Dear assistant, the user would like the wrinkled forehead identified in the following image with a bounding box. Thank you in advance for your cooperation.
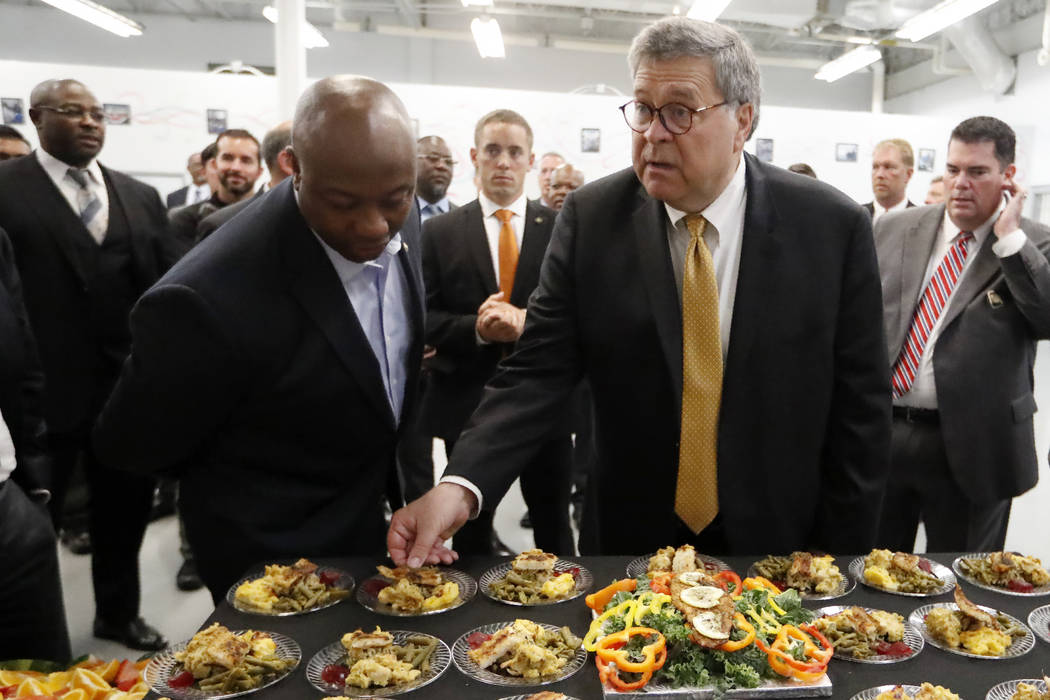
[44,82,100,108]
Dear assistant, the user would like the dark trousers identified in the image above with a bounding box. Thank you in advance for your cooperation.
[449,434,574,556]
[49,432,155,624]
[0,481,72,662]
[876,415,1011,552]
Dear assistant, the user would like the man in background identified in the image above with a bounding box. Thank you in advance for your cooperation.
[547,163,584,211]
[865,138,915,223]
[0,78,171,650]
[0,126,31,161]
[196,121,292,243]
[874,116,1050,551]
[166,151,210,209]
[168,129,262,254]
[925,175,946,204]
[788,162,817,178]
[535,151,564,209]
[416,135,456,222]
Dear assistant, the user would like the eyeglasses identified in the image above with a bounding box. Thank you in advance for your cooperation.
[35,105,107,122]
[418,154,457,167]
[619,99,728,135]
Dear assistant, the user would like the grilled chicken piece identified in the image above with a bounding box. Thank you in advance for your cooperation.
[788,552,813,580]
[343,628,394,651]
[953,586,1001,630]
[175,623,251,676]
[672,545,699,573]
[648,546,675,573]
[512,549,557,573]
[891,552,922,573]
[376,565,444,587]
[468,627,526,669]
[669,572,733,647]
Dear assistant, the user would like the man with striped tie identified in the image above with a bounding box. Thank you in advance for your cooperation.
[0,78,172,650]
[874,116,1050,552]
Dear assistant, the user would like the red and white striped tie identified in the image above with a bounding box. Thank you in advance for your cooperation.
[891,231,974,398]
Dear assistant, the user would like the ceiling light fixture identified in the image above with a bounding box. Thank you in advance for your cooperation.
[461,0,493,6]
[814,45,882,82]
[471,16,505,58]
[37,0,142,37]
[686,0,733,21]
[262,6,329,49]
[894,0,1000,42]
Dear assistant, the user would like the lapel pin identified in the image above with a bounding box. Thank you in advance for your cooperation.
[986,290,1003,308]
[535,216,544,224]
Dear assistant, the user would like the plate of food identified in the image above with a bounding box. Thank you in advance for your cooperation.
[226,558,353,615]
[850,683,961,700]
[452,619,585,687]
[749,552,854,600]
[305,627,449,696]
[480,549,593,606]
[909,586,1035,659]
[812,605,923,663]
[986,678,1050,700]
[952,552,1050,596]
[144,623,299,698]
[498,694,581,700]
[626,544,729,580]
[849,550,955,596]
[1027,604,1050,644]
[356,564,476,616]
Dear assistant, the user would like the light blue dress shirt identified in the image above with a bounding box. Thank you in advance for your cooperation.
[314,232,412,424]
[417,196,451,223]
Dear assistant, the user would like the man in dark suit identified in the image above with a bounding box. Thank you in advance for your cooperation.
[195,121,293,244]
[165,151,209,209]
[0,78,171,650]
[0,227,72,662]
[874,116,1050,551]
[416,135,457,222]
[93,76,426,603]
[864,138,916,224]
[389,17,890,566]
[420,109,573,556]
[0,125,32,161]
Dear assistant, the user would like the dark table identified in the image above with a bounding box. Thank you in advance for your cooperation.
[164,554,1050,699]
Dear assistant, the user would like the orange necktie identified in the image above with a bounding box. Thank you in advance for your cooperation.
[495,209,518,299]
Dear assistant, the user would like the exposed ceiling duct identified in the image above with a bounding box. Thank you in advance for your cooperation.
[943,13,1016,93]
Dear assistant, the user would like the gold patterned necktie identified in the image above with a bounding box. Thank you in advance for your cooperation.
[675,213,722,534]
[495,209,518,299]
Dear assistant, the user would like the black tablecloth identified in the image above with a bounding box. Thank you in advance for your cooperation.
[165,554,1050,699]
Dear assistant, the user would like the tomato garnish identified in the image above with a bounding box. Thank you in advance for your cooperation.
[466,632,492,649]
[320,664,349,685]
[1007,579,1035,593]
[168,670,195,688]
[318,570,340,587]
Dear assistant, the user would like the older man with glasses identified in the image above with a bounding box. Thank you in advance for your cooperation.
[389,17,890,563]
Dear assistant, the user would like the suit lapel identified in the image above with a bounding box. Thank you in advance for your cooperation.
[632,192,683,405]
[20,156,91,285]
[395,199,425,424]
[464,201,498,293]
[511,202,549,306]
[276,184,395,427]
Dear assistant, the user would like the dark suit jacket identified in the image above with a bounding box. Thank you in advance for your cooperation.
[92,180,425,595]
[863,200,915,217]
[166,184,189,209]
[0,154,172,435]
[446,155,891,555]
[875,203,1050,502]
[195,188,267,244]
[419,199,556,441]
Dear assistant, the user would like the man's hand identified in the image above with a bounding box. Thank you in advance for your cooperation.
[387,483,476,568]
[476,294,526,344]
[994,177,1027,239]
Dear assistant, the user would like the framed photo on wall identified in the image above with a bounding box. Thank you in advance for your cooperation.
[104,103,131,125]
[1,98,24,125]
[580,128,601,153]
[756,138,773,162]
[836,143,858,163]
[918,148,936,172]
[207,109,228,134]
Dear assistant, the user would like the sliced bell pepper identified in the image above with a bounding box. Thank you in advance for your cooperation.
[595,654,653,691]
[595,627,666,674]
[720,612,756,652]
[742,576,782,594]
[583,599,635,651]
[586,578,637,612]
[768,626,831,675]
[714,570,743,596]
[649,572,672,595]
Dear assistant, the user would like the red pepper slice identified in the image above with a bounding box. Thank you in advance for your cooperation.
[714,570,743,595]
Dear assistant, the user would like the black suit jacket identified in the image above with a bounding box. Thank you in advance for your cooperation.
[446,155,891,555]
[419,199,556,441]
[93,180,425,594]
[166,184,189,209]
[863,200,916,217]
[195,188,267,244]
[0,154,173,434]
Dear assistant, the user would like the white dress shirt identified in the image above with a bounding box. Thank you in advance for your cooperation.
[872,197,909,225]
[417,196,451,223]
[0,407,15,484]
[897,199,1025,408]
[664,155,747,361]
[36,148,109,243]
[478,192,527,283]
[315,233,412,424]
[187,183,211,205]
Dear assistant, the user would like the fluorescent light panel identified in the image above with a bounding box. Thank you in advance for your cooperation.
[471,16,505,58]
[461,0,493,6]
[814,45,881,82]
[894,0,999,41]
[38,0,142,37]
[262,5,329,49]
[686,0,732,21]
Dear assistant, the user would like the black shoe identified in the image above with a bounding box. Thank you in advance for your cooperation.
[490,534,514,557]
[519,511,532,529]
[61,530,92,555]
[176,559,204,591]
[93,617,167,651]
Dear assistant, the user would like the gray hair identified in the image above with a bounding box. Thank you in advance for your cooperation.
[628,17,761,138]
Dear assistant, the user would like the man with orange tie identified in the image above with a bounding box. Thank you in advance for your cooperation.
[418,109,573,555]
[391,18,890,564]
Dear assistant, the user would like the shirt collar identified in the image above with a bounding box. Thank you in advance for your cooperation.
[663,154,746,235]
[417,196,450,214]
[37,147,103,187]
[942,197,1005,248]
[314,231,404,287]
[479,191,527,220]
[874,197,908,218]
